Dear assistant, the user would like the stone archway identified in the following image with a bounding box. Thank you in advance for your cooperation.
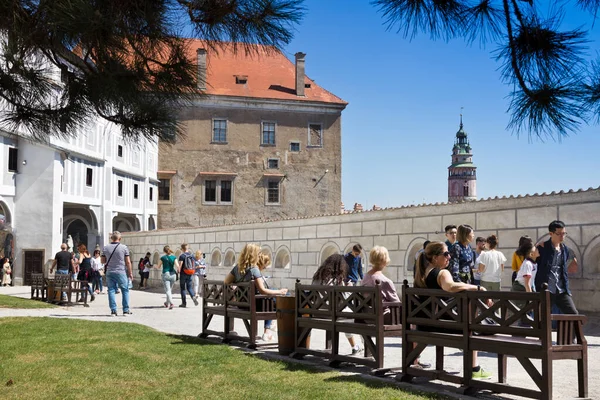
[274,246,291,269]
[66,219,89,249]
[319,242,340,266]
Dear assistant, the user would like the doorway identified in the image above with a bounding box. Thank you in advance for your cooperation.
[23,250,44,285]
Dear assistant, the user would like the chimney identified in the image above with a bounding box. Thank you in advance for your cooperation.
[197,48,207,90]
[295,52,306,96]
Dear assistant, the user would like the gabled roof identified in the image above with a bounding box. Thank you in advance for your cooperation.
[185,39,347,106]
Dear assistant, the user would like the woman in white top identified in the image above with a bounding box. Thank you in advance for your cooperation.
[477,234,506,291]
[512,242,539,293]
[91,249,104,294]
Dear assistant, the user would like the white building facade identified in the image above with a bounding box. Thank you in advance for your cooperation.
[0,112,158,286]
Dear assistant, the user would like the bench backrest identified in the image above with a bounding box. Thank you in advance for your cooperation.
[53,274,71,290]
[402,284,468,332]
[31,273,44,287]
[466,290,550,343]
[295,281,392,325]
[202,278,275,312]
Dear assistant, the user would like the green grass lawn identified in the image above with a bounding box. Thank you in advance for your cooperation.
[0,318,445,400]
[0,295,56,309]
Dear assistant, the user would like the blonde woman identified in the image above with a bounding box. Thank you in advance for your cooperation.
[224,244,287,341]
[362,246,400,320]
[415,242,492,380]
[192,250,205,300]
[157,245,179,309]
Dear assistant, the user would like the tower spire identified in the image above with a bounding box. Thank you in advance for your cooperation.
[460,107,463,129]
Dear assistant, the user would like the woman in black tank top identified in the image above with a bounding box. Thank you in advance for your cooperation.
[77,244,95,302]
[414,241,493,380]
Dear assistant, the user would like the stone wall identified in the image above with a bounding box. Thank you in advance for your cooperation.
[124,188,600,312]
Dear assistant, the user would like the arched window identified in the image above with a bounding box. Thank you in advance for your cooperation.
[211,249,222,267]
[320,243,340,265]
[224,249,236,267]
[274,247,291,269]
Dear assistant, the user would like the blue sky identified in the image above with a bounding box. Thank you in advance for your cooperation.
[284,1,600,209]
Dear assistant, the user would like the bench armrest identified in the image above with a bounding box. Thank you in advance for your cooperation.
[550,314,588,324]
[382,301,402,325]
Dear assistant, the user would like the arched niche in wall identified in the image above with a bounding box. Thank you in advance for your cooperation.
[274,246,292,269]
[405,237,428,272]
[152,251,160,266]
[537,234,582,278]
[582,235,600,276]
[320,242,341,265]
[260,245,273,261]
[223,249,236,267]
[211,248,222,267]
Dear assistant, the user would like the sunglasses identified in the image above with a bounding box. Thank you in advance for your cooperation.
[439,251,451,257]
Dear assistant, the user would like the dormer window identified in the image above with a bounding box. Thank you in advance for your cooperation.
[304,83,311,88]
[235,75,248,84]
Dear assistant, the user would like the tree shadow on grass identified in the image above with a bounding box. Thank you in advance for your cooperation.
[241,352,333,374]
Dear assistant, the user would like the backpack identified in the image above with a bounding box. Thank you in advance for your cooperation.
[138,258,145,271]
[182,253,196,275]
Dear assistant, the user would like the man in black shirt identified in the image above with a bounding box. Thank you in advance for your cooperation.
[535,220,578,314]
[50,243,73,275]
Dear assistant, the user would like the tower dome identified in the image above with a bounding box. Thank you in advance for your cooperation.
[448,115,477,202]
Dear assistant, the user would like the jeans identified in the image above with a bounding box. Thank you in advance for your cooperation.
[192,274,200,297]
[179,273,195,305]
[93,274,103,293]
[56,269,69,298]
[107,272,130,313]
[162,272,177,306]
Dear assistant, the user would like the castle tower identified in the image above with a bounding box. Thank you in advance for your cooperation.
[448,115,477,202]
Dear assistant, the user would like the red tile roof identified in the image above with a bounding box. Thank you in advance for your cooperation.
[185,40,347,106]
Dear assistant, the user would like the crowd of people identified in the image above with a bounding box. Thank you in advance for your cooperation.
[47,219,578,371]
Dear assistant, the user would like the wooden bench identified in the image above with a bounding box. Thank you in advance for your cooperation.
[30,273,47,301]
[292,280,402,374]
[199,278,277,349]
[399,280,588,399]
[47,275,90,307]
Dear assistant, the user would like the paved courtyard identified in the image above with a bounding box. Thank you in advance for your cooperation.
[1,285,597,399]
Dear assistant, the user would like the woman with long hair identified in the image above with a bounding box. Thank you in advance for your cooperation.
[158,245,178,309]
[478,235,507,291]
[91,249,104,294]
[448,224,476,284]
[312,254,362,355]
[77,244,95,302]
[511,235,533,282]
[415,242,492,379]
[224,244,287,341]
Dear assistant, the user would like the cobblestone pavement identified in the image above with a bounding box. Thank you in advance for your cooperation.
[1,286,597,399]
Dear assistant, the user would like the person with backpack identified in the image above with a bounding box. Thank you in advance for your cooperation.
[178,243,198,308]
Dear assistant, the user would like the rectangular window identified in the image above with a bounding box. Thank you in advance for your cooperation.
[267,158,279,169]
[133,184,139,199]
[267,180,280,204]
[308,123,323,147]
[212,119,227,143]
[158,178,170,201]
[220,180,232,203]
[117,180,123,197]
[117,145,123,158]
[8,148,18,172]
[149,187,153,202]
[290,142,300,152]
[205,180,217,202]
[261,122,276,145]
[86,168,93,187]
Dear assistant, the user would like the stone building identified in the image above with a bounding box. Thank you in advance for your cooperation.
[448,116,477,202]
[0,55,158,286]
[157,41,347,228]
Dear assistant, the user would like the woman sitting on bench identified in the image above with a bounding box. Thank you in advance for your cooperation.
[312,253,363,355]
[414,241,493,380]
[224,243,287,341]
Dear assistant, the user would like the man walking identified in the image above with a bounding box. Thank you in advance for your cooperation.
[178,243,198,307]
[50,243,73,300]
[535,220,578,314]
[344,244,363,285]
[102,231,133,316]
